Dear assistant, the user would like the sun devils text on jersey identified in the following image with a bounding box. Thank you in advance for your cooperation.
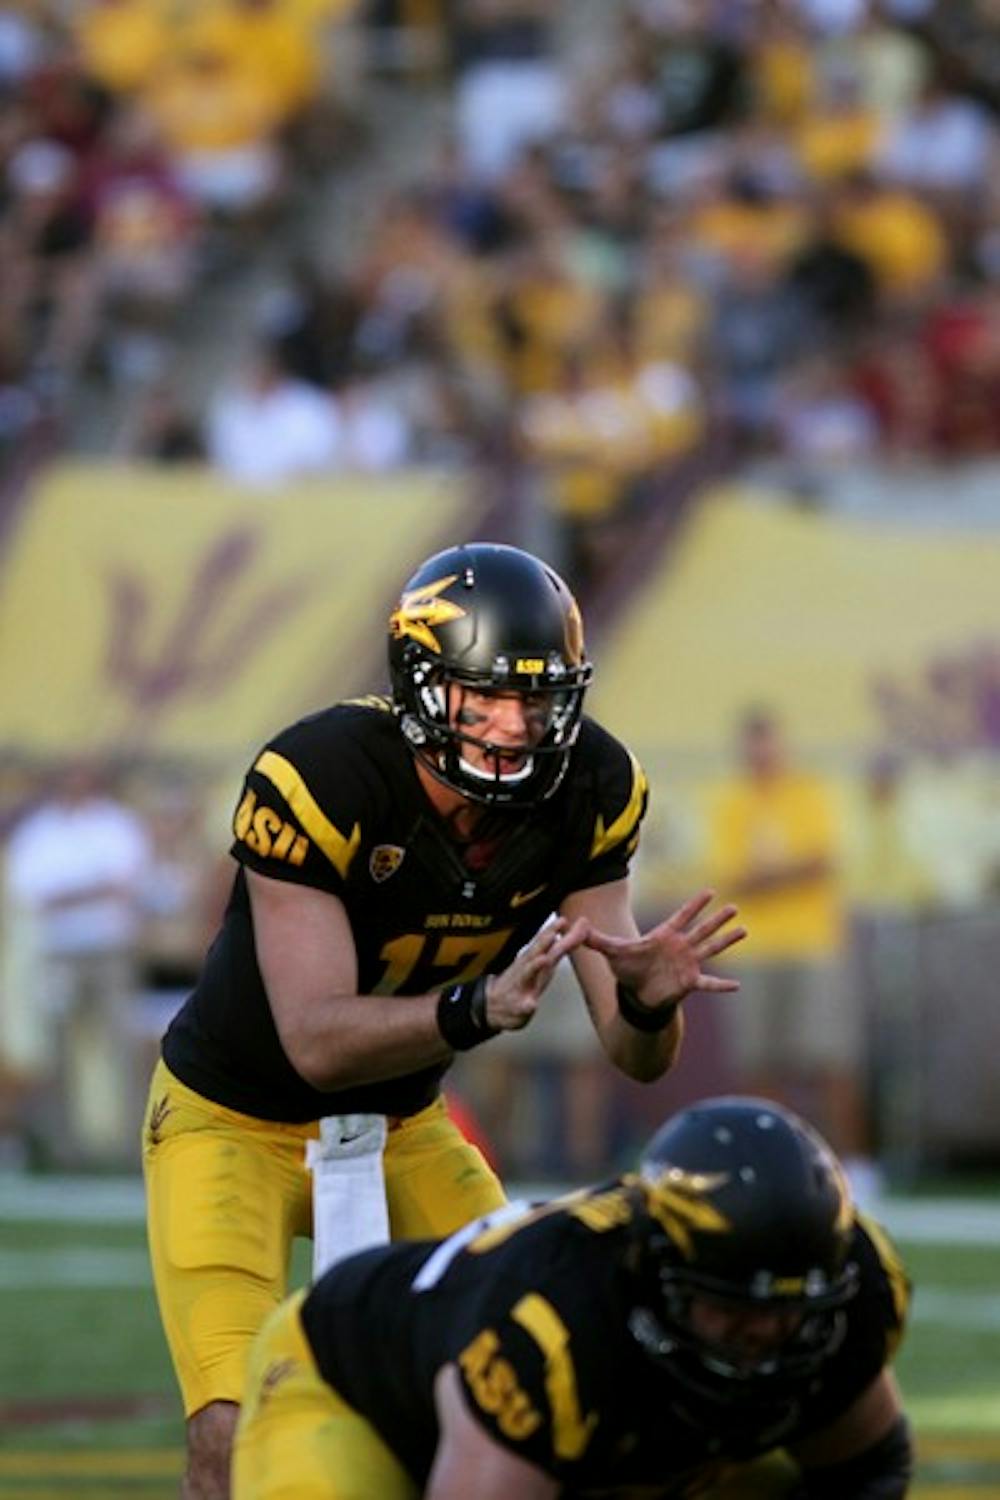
[163,698,648,1121]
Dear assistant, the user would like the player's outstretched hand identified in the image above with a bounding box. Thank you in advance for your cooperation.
[584,889,746,1008]
[484,915,590,1033]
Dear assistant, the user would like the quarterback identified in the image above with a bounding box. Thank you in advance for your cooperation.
[142,541,746,1497]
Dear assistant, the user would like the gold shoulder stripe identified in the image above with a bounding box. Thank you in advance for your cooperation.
[254,750,361,880]
[858,1212,911,1332]
[511,1294,598,1461]
[342,694,392,712]
[590,751,648,861]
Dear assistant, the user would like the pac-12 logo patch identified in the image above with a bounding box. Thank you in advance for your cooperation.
[370,845,405,882]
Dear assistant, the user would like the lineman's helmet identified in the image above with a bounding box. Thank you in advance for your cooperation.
[630,1098,858,1409]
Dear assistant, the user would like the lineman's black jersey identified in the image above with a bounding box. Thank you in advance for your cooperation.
[301,1188,911,1496]
[163,698,648,1121]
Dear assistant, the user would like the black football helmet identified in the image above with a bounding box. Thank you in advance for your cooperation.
[388,542,592,807]
[628,1098,858,1417]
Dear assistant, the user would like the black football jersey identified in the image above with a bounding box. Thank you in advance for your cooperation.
[301,1190,910,1496]
[163,698,648,1121]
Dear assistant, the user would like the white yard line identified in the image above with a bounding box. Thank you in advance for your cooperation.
[0,1174,146,1222]
[881,1201,1000,1246]
[0,1247,998,1320]
[0,1174,998,1242]
[0,1248,151,1287]
[910,1288,1000,1329]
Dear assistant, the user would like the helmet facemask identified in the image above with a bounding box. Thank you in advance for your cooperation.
[625,1098,860,1425]
[396,647,591,808]
[630,1237,857,1406]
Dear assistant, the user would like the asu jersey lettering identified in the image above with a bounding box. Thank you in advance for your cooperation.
[457,1329,542,1440]
[233,788,309,866]
[298,1194,910,1495]
[163,700,648,1122]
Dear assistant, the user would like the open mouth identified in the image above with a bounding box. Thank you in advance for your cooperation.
[459,745,534,783]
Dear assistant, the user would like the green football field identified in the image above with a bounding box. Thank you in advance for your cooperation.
[0,1180,997,1498]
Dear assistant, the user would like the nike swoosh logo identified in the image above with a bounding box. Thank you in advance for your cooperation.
[510,882,548,908]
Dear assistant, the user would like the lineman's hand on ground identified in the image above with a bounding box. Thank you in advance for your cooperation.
[583,889,746,1008]
[485,915,590,1032]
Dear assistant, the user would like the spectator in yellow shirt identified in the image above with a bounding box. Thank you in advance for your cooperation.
[142,32,288,219]
[73,0,170,97]
[795,66,882,183]
[708,707,878,1204]
[831,172,949,304]
[191,0,323,125]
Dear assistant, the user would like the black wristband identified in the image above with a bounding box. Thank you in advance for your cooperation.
[616,981,680,1034]
[436,977,499,1052]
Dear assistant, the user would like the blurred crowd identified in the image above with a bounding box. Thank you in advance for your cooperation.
[189,0,1000,583]
[0,0,357,457]
[1,0,998,585]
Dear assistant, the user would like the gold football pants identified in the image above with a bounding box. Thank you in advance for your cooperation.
[142,1059,505,1417]
[233,1290,418,1500]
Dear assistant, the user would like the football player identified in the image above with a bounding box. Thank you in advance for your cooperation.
[234,1097,913,1500]
[143,541,746,1497]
